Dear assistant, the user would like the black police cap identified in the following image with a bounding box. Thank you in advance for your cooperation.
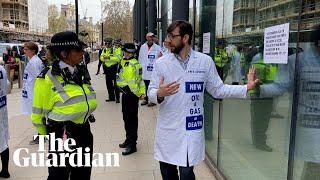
[49,31,87,50]
[114,38,122,45]
[104,38,113,44]
[123,43,136,53]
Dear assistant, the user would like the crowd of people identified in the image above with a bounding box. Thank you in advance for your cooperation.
[0,20,262,180]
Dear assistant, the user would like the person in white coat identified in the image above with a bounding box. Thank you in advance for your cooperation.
[21,42,44,145]
[231,46,242,85]
[0,65,10,178]
[148,20,258,180]
[162,39,172,56]
[138,32,163,106]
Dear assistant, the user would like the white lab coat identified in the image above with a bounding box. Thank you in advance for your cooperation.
[231,50,241,83]
[21,55,44,115]
[148,50,247,166]
[138,43,162,80]
[0,65,9,153]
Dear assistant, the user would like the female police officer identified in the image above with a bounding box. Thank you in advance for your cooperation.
[117,43,145,155]
[31,31,97,180]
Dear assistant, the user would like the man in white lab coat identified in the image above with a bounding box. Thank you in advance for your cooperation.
[138,32,162,107]
[148,20,258,180]
[21,42,44,145]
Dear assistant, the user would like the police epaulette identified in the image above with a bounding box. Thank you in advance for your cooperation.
[37,66,50,78]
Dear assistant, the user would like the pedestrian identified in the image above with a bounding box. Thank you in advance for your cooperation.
[38,46,46,60]
[2,46,12,64]
[84,49,91,65]
[21,42,45,145]
[100,38,120,103]
[117,43,145,155]
[0,65,10,178]
[148,20,258,180]
[31,31,97,180]
[162,38,172,55]
[96,45,104,75]
[5,47,18,91]
[138,32,162,107]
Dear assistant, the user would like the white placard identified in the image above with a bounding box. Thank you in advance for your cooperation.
[0,22,3,29]
[203,32,210,54]
[8,23,15,29]
[263,23,289,64]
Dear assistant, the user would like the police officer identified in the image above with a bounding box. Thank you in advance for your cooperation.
[214,40,229,81]
[100,38,120,103]
[117,43,145,155]
[31,31,97,180]
[114,39,123,57]
[0,65,10,178]
[249,45,278,152]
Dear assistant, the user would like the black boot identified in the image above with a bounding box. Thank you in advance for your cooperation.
[119,140,130,148]
[0,148,10,178]
[122,146,137,156]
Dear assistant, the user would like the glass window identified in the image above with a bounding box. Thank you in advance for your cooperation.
[293,1,320,179]
[201,0,301,179]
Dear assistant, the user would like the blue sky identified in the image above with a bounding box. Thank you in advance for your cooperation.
[49,0,134,24]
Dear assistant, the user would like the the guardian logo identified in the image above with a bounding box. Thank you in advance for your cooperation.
[13,133,120,167]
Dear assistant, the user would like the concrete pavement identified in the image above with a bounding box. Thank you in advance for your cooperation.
[3,60,216,180]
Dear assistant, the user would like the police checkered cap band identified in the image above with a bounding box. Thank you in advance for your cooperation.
[50,41,79,47]
[125,48,136,53]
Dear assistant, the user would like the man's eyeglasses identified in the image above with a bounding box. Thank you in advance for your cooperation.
[167,34,182,40]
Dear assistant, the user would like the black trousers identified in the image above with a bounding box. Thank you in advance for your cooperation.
[104,64,120,101]
[144,80,150,102]
[216,64,229,81]
[96,60,103,73]
[160,161,195,180]
[121,92,139,146]
[250,98,273,146]
[47,121,93,180]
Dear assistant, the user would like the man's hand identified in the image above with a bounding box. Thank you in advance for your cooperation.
[246,67,260,90]
[157,76,180,97]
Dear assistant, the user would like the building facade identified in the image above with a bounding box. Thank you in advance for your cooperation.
[133,0,320,179]
[61,3,76,31]
[0,0,29,30]
[28,0,48,33]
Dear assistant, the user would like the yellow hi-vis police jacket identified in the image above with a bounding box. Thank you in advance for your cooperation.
[31,67,97,135]
[214,47,228,68]
[100,47,121,67]
[117,58,145,97]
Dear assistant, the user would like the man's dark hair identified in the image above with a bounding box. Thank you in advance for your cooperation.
[167,20,193,45]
